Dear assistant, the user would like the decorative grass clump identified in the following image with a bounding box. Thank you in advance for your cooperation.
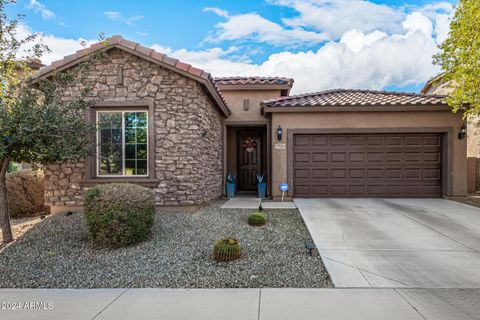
[248,212,266,226]
[84,183,155,248]
[213,238,241,262]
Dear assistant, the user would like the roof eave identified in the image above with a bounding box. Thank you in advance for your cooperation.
[216,83,293,92]
[262,104,452,113]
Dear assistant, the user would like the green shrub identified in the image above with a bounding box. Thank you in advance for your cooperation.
[84,183,155,248]
[6,169,48,218]
[248,212,266,226]
[213,238,241,262]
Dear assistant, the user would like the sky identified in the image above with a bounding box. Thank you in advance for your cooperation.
[6,0,457,94]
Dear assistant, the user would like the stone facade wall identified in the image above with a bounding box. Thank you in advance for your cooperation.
[44,48,224,208]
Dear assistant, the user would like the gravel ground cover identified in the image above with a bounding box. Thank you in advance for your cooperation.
[0,217,42,249]
[0,201,332,288]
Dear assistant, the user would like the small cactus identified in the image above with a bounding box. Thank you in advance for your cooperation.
[248,212,266,226]
[213,238,241,262]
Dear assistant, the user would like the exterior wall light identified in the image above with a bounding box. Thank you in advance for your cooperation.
[277,125,283,141]
[458,124,467,140]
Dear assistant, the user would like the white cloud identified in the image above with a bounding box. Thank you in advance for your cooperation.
[272,0,455,41]
[104,11,144,25]
[151,44,244,64]
[403,12,433,36]
[204,9,328,46]
[203,7,230,18]
[104,11,121,20]
[28,0,55,20]
[276,0,403,39]
[17,24,97,65]
[157,11,446,94]
[434,13,451,44]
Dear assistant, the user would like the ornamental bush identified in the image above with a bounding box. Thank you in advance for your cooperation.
[248,212,266,226]
[84,183,155,248]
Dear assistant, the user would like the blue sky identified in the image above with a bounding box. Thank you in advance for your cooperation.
[7,0,457,94]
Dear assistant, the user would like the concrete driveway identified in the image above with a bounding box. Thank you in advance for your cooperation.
[295,198,480,288]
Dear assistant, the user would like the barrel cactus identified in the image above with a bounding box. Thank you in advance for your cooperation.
[213,238,241,262]
[248,212,266,226]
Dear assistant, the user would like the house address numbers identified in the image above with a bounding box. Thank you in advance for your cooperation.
[274,143,286,150]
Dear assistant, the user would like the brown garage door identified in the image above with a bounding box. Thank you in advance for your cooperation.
[293,133,442,198]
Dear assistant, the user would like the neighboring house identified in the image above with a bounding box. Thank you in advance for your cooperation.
[421,75,479,193]
[32,36,468,214]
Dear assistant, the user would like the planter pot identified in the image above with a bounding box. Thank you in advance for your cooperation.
[257,182,267,199]
[226,183,236,198]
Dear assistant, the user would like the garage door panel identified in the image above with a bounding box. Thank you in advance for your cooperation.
[367,152,383,162]
[294,153,309,162]
[331,152,347,162]
[312,136,328,146]
[424,152,440,163]
[312,169,328,178]
[313,152,328,162]
[294,136,310,146]
[349,152,365,162]
[424,136,441,146]
[293,133,442,198]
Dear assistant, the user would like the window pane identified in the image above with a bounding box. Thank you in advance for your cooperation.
[136,128,147,143]
[125,112,136,128]
[125,160,136,176]
[125,144,136,160]
[137,160,148,175]
[99,144,122,175]
[111,129,122,143]
[100,129,111,143]
[125,128,135,144]
[136,112,147,127]
[98,112,123,176]
[99,112,122,128]
[137,144,147,159]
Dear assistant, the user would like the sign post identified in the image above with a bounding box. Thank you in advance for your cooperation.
[280,183,289,202]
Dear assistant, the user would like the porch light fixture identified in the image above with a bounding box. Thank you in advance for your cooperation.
[458,124,467,140]
[277,125,283,141]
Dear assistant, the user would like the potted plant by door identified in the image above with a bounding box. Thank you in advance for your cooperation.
[226,174,236,198]
[256,173,267,199]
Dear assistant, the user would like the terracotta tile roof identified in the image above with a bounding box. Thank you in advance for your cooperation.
[31,35,230,117]
[262,89,447,108]
[214,76,294,87]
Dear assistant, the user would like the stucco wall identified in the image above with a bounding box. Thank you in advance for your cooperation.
[44,48,224,211]
[222,90,281,124]
[270,110,467,198]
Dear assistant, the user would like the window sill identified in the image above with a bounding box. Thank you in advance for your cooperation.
[81,178,160,187]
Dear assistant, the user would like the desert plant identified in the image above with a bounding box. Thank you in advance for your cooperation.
[256,173,264,183]
[213,237,241,262]
[6,169,47,218]
[226,174,236,184]
[248,212,266,226]
[84,183,155,248]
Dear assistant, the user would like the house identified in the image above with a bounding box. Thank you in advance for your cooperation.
[421,75,478,193]
[32,36,467,214]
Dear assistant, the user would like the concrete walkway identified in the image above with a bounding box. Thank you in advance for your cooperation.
[221,197,296,209]
[295,198,480,288]
[1,288,479,320]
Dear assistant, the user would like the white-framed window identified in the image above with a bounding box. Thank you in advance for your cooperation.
[96,110,149,177]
